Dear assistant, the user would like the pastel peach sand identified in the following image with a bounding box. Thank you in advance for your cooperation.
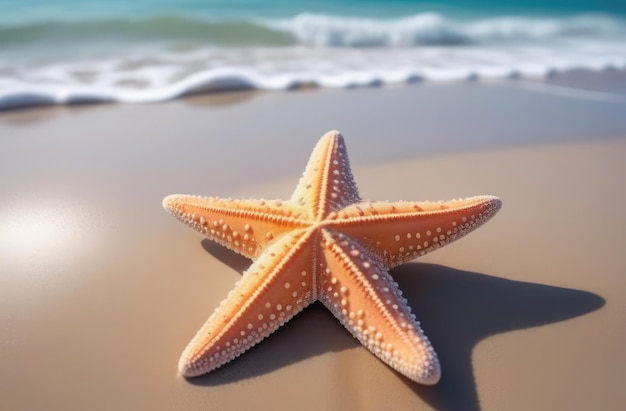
[163,130,501,384]
[2,82,625,410]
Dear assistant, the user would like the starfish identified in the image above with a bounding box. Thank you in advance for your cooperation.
[163,130,501,384]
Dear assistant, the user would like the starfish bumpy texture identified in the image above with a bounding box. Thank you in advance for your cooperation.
[163,131,501,384]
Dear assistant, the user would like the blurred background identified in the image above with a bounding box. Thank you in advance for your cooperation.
[1,0,625,109]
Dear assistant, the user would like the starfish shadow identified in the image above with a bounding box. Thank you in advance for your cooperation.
[392,263,604,411]
[195,241,604,411]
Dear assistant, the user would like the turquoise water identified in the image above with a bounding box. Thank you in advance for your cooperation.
[1,0,625,109]
[2,0,625,22]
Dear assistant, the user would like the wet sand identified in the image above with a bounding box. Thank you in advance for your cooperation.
[1,82,625,410]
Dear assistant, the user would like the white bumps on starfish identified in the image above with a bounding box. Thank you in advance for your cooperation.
[163,130,501,384]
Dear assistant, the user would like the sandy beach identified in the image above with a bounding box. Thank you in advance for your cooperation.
[1,80,626,410]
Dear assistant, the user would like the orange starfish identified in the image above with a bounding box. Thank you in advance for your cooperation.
[163,131,501,384]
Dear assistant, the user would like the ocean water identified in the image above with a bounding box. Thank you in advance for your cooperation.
[1,0,625,109]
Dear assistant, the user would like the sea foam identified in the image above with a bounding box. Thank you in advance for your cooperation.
[1,13,625,110]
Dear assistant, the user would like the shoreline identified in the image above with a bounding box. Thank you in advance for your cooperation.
[2,68,626,113]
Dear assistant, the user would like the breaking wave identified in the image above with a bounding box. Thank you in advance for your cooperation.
[1,12,625,110]
[2,12,624,48]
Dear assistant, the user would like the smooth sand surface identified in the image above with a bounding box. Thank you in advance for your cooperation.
[1,83,625,410]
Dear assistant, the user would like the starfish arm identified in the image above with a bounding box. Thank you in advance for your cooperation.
[290,130,361,220]
[178,230,317,377]
[163,194,307,259]
[317,229,441,384]
[332,196,502,268]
